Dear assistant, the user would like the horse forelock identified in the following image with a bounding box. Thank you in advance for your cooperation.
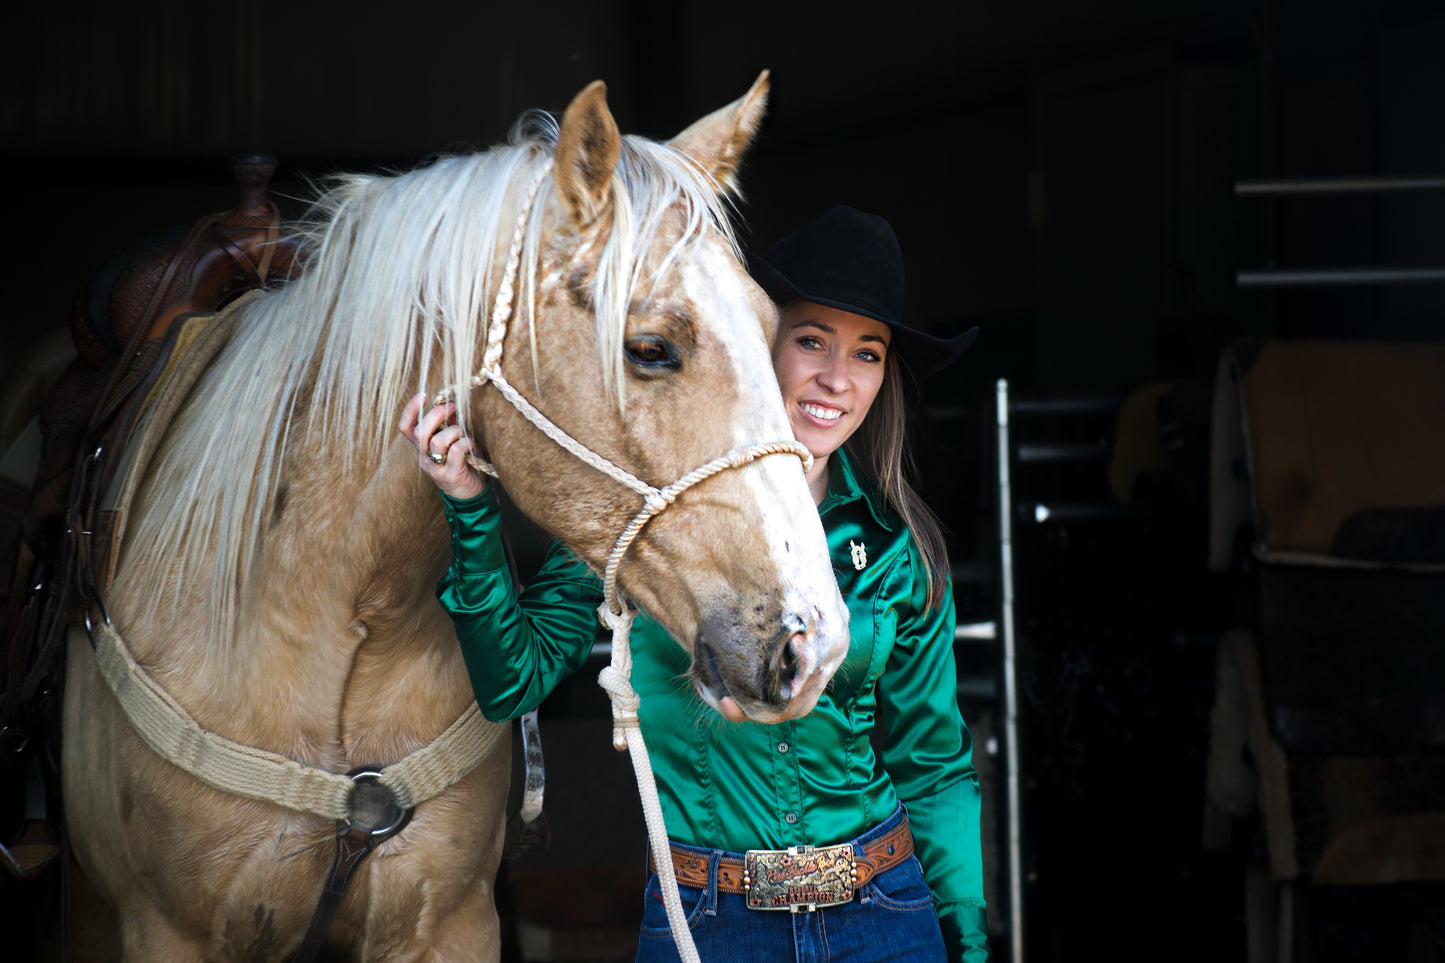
[116,115,746,650]
[546,132,742,413]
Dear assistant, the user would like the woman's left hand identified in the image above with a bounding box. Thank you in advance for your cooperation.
[399,392,488,500]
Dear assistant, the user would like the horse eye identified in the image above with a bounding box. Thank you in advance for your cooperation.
[625,336,679,370]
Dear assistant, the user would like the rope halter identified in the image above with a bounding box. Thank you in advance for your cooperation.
[433,156,814,619]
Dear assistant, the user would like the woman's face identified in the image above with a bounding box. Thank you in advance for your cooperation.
[771,301,890,463]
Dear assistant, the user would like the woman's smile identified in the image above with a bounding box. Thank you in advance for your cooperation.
[772,301,890,482]
[800,401,845,424]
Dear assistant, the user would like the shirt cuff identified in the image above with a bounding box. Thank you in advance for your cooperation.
[938,900,991,963]
[440,487,508,576]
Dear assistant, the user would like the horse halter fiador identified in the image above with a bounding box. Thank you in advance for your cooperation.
[433,156,813,622]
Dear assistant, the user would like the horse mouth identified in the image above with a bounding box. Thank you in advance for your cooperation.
[691,624,833,724]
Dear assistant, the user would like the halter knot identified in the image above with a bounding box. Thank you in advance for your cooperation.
[597,601,642,750]
[598,601,636,633]
[597,665,641,717]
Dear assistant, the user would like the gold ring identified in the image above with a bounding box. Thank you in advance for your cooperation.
[428,451,446,465]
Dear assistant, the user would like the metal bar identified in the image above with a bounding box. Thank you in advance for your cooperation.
[995,378,1024,963]
[1027,503,1150,524]
[1010,395,1123,417]
[955,621,998,642]
[1237,267,1445,287]
[957,677,999,701]
[1235,175,1445,196]
[1017,441,1108,463]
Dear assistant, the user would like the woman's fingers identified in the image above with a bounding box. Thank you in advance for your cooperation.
[398,392,426,441]
[417,399,455,440]
[429,423,466,456]
[398,393,486,500]
[430,433,487,500]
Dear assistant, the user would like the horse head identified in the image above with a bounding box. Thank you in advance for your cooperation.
[469,75,850,724]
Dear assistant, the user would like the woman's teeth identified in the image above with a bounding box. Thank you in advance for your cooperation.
[802,403,842,421]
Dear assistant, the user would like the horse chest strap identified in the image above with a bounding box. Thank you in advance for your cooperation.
[344,768,412,841]
[293,769,413,963]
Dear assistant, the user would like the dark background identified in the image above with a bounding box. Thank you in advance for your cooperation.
[3,2,1443,961]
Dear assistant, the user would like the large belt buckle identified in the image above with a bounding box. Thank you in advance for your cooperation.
[744,843,856,912]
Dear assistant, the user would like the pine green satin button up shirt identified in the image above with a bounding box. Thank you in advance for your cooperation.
[437,451,988,962]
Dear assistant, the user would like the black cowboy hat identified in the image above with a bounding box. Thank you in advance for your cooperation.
[746,205,979,379]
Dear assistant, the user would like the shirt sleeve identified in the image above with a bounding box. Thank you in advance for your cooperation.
[876,541,990,963]
[436,487,604,722]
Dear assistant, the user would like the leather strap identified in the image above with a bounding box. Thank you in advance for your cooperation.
[292,771,411,962]
[651,815,915,895]
[292,825,374,963]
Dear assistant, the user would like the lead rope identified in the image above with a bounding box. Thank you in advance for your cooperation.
[596,603,701,963]
[438,155,813,963]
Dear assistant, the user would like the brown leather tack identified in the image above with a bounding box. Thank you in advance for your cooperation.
[650,814,915,896]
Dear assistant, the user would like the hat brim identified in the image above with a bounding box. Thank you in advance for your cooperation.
[747,252,978,379]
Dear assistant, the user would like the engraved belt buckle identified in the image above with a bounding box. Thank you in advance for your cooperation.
[744,843,856,912]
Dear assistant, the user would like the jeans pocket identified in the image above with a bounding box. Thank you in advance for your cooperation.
[638,872,709,937]
[864,856,936,912]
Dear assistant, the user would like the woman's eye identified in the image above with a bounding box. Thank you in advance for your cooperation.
[625,336,679,369]
[856,350,882,364]
[796,336,823,351]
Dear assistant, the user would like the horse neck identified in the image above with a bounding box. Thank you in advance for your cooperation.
[255,431,454,663]
[172,432,462,750]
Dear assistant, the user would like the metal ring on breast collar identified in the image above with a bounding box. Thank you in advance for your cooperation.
[435,156,814,616]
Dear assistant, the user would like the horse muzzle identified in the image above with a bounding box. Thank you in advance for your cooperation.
[691,602,848,724]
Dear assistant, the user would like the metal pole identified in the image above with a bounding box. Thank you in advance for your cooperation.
[995,378,1024,963]
[1237,266,1445,287]
[1009,395,1124,417]
[1235,175,1445,196]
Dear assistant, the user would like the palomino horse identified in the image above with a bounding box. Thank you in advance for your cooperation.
[61,74,849,960]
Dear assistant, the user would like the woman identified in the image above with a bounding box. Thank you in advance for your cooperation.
[402,205,988,962]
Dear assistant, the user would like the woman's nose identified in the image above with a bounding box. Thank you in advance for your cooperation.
[815,354,848,392]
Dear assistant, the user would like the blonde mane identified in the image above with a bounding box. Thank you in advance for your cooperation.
[117,113,741,644]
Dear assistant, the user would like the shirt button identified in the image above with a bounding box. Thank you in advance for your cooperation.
[777,742,790,754]
[784,811,798,824]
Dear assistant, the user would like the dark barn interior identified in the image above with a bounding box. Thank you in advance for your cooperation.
[3,2,1444,961]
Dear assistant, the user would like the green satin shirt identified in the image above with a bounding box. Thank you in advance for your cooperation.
[437,450,989,962]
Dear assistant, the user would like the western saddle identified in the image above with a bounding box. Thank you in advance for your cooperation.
[0,154,304,881]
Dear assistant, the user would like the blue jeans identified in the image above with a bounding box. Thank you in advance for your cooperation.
[635,806,946,963]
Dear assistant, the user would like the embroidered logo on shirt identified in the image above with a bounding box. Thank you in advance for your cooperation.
[849,539,867,571]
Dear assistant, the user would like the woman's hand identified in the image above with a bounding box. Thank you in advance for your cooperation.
[399,392,488,501]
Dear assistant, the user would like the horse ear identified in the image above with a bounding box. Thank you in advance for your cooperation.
[554,80,622,228]
[668,70,770,194]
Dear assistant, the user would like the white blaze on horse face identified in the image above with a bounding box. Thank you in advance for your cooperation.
[682,247,850,722]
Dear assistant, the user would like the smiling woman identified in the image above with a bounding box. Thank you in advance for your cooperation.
[771,302,891,503]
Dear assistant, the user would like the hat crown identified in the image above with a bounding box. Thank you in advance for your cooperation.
[746,206,979,379]
[761,206,905,326]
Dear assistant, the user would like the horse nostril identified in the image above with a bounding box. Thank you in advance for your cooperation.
[694,639,725,693]
[777,637,800,697]
[769,610,817,704]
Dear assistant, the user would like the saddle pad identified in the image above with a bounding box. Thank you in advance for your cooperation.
[1210,339,1445,569]
[94,293,253,594]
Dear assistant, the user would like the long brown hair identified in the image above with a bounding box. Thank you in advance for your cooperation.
[844,353,950,609]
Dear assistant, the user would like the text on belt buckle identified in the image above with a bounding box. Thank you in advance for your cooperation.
[744,843,856,912]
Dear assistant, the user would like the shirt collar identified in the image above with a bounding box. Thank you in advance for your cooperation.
[819,447,897,532]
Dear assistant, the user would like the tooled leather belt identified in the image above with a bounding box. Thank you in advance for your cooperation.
[649,814,914,911]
